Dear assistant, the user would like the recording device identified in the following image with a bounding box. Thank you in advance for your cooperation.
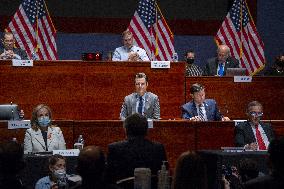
[222,165,232,180]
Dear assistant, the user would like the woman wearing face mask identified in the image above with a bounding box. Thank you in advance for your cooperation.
[24,104,66,154]
[35,154,67,189]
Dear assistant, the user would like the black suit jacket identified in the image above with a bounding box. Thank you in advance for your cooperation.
[234,121,275,147]
[204,56,239,76]
[106,137,167,183]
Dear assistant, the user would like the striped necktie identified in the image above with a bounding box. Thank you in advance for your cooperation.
[198,104,206,121]
[255,124,266,150]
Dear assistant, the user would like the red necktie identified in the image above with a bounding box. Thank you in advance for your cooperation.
[255,124,266,150]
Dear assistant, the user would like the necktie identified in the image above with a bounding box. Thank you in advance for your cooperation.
[138,96,143,114]
[198,104,205,121]
[218,63,224,76]
[255,124,266,150]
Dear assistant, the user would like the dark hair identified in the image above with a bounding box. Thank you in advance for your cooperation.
[184,50,195,56]
[268,137,284,174]
[190,83,204,94]
[246,101,263,113]
[0,141,24,175]
[135,72,148,83]
[77,146,106,180]
[124,113,148,137]
[173,151,208,189]
[31,104,53,130]
[48,154,65,167]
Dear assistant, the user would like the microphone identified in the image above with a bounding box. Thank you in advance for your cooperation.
[10,101,15,120]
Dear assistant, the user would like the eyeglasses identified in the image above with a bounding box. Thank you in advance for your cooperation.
[135,83,146,87]
[249,112,263,117]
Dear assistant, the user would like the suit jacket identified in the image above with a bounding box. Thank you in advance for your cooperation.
[106,137,167,183]
[0,47,28,60]
[181,99,222,121]
[120,92,160,120]
[234,121,275,147]
[204,56,239,76]
[24,126,66,153]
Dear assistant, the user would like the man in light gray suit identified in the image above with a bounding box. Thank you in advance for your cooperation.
[120,72,160,120]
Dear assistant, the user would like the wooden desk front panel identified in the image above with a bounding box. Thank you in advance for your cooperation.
[0,61,185,120]
[186,77,284,120]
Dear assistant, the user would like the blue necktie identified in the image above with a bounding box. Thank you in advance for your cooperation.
[138,96,143,114]
[218,63,224,76]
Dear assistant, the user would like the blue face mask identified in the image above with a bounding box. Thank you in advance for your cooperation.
[38,116,50,127]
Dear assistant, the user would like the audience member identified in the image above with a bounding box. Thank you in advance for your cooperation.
[112,30,149,61]
[265,53,284,76]
[204,44,239,76]
[76,145,119,189]
[120,72,160,120]
[0,32,28,60]
[106,113,167,184]
[181,83,230,121]
[24,104,66,153]
[184,50,203,76]
[172,151,208,189]
[235,101,275,150]
[0,141,26,189]
[244,137,284,189]
[35,154,67,189]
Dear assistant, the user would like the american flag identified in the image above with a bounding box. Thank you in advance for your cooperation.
[7,0,58,60]
[128,0,175,61]
[215,0,265,75]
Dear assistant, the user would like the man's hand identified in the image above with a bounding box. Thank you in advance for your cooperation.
[222,116,230,121]
[244,142,258,151]
[190,116,202,121]
[128,52,140,61]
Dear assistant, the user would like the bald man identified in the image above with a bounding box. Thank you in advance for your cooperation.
[204,45,239,76]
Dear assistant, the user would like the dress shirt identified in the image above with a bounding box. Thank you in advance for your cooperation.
[112,45,149,61]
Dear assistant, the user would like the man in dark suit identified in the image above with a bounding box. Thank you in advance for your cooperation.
[181,83,230,121]
[120,72,160,120]
[106,113,167,184]
[244,137,284,189]
[235,101,274,150]
[0,32,28,60]
[204,44,239,76]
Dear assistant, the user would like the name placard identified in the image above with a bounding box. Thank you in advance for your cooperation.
[53,149,80,156]
[8,120,31,129]
[234,76,252,82]
[151,61,170,69]
[147,119,153,128]
[12,59,33,67]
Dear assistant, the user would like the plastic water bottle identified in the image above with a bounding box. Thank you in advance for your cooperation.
[77,135,85,148]
[172,52,178,62]
[158,161,170,189]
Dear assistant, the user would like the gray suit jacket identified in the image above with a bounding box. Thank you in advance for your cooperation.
[24,126,66,153]
[120,92,160,120]
[0,47,28,60]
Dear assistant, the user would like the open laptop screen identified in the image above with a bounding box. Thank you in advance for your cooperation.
[0,104,20,120]
[226,68,247,76]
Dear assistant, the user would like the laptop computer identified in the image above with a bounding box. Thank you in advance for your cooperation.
[0,104,20,120]
[226,68,247,76]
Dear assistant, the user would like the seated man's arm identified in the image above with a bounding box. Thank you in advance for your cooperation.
[152,96,160,119]
[112,48,121,61]
[139,49,150,61]
[119,97,128,120]
[181,105,192,119]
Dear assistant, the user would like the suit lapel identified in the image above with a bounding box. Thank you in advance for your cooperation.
[144,92,150,111]
[47,127,53,151]
[192,102,198,117]
[33,130,47,151]
[204,101,211,120]
[246,122,256,142]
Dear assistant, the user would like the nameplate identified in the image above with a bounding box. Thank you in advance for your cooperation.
[8,120,31,129]
[233,76,252,82]
[233,120,247,126]
[12,59,33,67]
[53,149,80,156]
[151,61,170,69]
[221,147,244,152]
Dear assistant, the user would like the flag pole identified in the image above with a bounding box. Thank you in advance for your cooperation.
[154,3,159,59]
[34,0,40,53]
[239,0,243,58]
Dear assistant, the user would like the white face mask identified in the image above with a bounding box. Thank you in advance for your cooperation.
[53,169,66,179]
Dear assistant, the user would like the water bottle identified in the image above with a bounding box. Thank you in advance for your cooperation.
[172,52,178,62]
[77,135,84,149]
[157,161,170,189]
